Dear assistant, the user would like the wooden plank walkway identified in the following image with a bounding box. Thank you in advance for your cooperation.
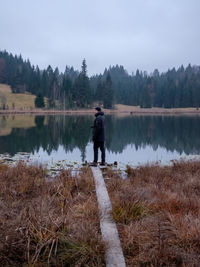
[91,166,126,267]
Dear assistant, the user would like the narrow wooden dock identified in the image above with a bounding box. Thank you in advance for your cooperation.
[91,166,126,267]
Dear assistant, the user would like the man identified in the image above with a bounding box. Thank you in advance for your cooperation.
[91,107,105,166]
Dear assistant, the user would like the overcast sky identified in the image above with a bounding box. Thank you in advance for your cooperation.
[1,0,200,76]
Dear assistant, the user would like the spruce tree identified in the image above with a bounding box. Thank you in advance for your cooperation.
[0,58,6,83]
[62,75,73,109]
[35,93,45,108]
[103,72,114,109]
[73,59,91,107]
[95,77,104,102]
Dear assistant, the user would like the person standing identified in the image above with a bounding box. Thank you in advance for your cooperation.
[91,107,105,166]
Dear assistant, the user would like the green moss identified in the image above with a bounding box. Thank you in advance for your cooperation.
[113,201,149,224]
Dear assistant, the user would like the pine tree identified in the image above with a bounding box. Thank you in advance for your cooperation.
[62,75,73,109]
[103,72,114,109]
[73,59,91,107]
[11,64,26,93]
[35,93,45,108]
[48,67,59,108]
[95,77,104,102]
[0,58,6,83]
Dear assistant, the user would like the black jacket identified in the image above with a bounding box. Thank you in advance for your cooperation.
[92,111,105,142]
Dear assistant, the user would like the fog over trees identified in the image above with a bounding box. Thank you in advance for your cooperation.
[0,50,200,109]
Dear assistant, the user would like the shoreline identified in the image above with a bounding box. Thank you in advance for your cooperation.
[0,106,200,115]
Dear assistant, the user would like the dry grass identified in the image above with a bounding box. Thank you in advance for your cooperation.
[0,84,36,110]
[0,162,105,266]
[0,84,200,115]
[115,104,200,114]
[105,161,200,266]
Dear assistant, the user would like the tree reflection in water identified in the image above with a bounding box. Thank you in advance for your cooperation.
[0,115,200,162]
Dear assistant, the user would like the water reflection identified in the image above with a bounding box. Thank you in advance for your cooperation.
[0,114,200,163]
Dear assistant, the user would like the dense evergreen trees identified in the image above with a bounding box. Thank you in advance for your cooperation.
[103,72,114,108]
[72,59,92,107]
[93,64,200,108]
[35,93,45,108]
[1,50,200,109]
[94,72,114,108]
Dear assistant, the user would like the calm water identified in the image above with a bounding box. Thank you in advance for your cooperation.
[0,114,200,165]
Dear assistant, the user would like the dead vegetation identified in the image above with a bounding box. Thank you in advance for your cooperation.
[0,83,36,110]
[0,162,105,266]
[105,160,200,266]
[2,160,200,266]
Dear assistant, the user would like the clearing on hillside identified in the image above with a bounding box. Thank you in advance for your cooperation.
[0,84,36,110]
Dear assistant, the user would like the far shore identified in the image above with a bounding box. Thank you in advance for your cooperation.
[0,104,200,115]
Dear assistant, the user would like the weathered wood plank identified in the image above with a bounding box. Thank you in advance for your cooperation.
[91,166,126,267]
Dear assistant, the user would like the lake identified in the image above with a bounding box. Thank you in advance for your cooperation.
[0,114,200,166]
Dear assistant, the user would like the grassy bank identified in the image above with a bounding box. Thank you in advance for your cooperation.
[0,162,105,266]
[0,84,36,110]
[1,82,200,117]
[1,105,200,115]
[1,83,200,115]
[104,160,200,266]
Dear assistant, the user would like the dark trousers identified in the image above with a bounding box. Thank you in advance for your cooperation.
[94,141,105,163]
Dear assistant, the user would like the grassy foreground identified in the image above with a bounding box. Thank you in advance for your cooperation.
[0,162,105,266]
[104,160,200,266]
[1,160,200,266]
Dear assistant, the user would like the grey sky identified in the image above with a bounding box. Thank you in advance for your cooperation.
[1,0,200,76]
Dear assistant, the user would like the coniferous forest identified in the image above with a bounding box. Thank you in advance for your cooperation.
[0,50,200,109]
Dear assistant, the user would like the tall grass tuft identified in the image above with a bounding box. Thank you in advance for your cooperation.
[105,160,200,266]
[0,162,105,266]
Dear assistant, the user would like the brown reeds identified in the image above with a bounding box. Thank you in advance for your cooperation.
[105,160,200,266]
[0,162,105,266]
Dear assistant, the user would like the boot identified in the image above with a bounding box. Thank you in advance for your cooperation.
[89,161,98,167]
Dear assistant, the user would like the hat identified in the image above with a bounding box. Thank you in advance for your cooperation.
[95,107,101,111]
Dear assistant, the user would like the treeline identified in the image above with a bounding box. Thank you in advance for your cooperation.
[0,50,200,109]
[92,64,200,108]
[0,51,114,109]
